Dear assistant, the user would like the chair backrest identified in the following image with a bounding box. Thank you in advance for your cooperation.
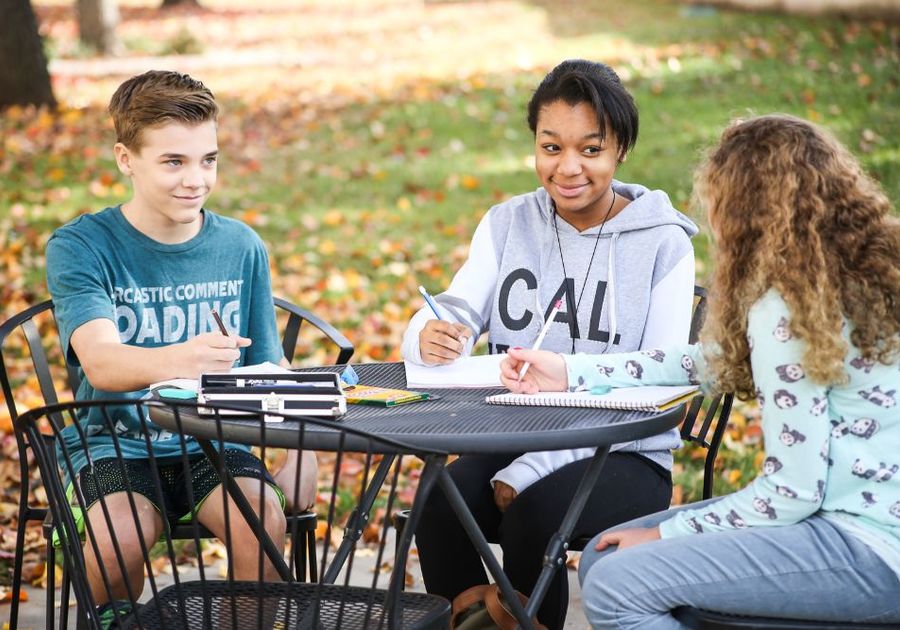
[274,296,354,366]
[681,285,734,501]
[0,299,80,427]
[19,398,449,629]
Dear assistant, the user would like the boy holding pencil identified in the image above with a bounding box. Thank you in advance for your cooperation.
[45,70,310,628]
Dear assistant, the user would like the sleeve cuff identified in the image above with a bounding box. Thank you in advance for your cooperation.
[658,515,692,539]
[491,460,543,495]
[563,353,602,391]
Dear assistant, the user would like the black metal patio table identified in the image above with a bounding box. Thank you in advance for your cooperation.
[149,361,683,629]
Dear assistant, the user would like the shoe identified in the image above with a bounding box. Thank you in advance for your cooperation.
[96,600,135,630]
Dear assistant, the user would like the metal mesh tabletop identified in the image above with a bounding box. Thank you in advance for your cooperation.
[150,362,683,454]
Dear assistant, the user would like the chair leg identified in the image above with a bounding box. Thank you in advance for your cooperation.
[392,510,409,556]
[391,510,410,591]
[60,561,72,630]
[45,542,56,630]
[8,509,29,630]
[307,528,318,582]
[292,529,306,581]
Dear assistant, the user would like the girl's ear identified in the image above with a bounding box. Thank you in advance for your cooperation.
[113,142,133,176]
[618,152,628,164]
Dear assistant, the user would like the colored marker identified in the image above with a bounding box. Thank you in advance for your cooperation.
[418,285,443,320]
[517,299,563,382]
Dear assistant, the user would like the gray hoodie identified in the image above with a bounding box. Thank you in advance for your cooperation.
[402,181,698,493]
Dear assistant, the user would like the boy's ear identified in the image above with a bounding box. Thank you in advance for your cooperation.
[114,142,134,177]
[618,152,628,164]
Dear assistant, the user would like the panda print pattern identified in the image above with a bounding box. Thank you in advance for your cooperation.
[628,292,900,548]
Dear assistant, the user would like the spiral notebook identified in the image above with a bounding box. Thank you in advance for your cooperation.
[485,385,699,412]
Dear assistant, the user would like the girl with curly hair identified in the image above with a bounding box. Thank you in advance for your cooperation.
[499,114,900,627]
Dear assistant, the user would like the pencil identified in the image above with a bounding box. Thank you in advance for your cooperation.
[517,299,563,382]
[210,309,229,336]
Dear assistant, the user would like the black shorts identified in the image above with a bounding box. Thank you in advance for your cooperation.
[75,449,279,523]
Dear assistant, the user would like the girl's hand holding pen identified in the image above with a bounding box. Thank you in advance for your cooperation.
[419,319,473,365]
[500,348,568,394]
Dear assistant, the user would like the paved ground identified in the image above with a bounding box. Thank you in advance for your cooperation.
[4,538,588,629]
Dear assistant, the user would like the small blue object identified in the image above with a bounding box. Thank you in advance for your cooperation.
[340,364,360,386]
[590,385,612,395]
[418,285,444,320]
[158,388,198,400]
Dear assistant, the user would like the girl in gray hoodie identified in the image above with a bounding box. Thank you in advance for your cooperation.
[401,59,697,629]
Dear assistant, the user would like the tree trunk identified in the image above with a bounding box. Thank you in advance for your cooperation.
[76,0,120,55]
[0,0,56,109]
[161,0,202,7]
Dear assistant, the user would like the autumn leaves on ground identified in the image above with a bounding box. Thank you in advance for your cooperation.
[1,0,897,598]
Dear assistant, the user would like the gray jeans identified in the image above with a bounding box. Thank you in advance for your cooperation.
[577,498,900,629]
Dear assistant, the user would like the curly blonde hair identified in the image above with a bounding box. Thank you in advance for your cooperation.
[694,114,900,399]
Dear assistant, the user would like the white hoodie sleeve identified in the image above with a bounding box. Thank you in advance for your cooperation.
[641,250,694,348]
[490,250,695,495]
[401,212,499,365]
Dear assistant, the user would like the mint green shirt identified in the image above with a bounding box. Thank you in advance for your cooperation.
[564,289,900,577]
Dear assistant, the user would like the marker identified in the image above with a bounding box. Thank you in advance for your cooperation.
[418,286,443,320]
[210,309,229,336]
[517,299,563,382]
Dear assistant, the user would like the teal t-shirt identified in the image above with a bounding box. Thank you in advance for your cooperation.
[45,206,283,476]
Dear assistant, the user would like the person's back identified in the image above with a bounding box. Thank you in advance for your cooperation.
[45,70,288,629]
[800,296,899,534]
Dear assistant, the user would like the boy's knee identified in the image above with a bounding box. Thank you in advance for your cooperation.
[87,492,160,541]
[254,486,287,541]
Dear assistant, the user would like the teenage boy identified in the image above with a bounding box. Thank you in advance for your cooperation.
[46,70,310,626]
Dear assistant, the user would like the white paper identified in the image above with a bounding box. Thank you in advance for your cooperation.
[149,361,294,393]
[226,361,294,375]
[404,354,506,389]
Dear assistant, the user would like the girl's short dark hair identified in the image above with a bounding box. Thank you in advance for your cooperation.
[527,59,638,161]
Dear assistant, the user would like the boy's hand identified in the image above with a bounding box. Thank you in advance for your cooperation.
[500,348,567,393]
[176,332,251,377]
[419,320,473,365]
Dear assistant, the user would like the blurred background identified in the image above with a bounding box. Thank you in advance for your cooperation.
[1,0,898,611]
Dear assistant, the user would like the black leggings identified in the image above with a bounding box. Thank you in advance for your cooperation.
[415,451,672,630]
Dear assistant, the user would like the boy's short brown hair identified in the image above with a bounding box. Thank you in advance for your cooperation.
[108,70,218,150]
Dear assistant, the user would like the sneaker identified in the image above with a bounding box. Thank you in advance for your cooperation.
[96,601,135,630]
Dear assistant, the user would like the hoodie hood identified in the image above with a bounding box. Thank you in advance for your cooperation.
[532,181,699,237]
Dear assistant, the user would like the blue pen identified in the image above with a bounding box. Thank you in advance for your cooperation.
[418,285,444,320]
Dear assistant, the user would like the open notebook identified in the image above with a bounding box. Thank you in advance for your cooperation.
[485,385,700,412]
[404,354,505,389]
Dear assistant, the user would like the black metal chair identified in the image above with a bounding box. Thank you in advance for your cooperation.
[18,398,451,629]
[274,296,354,366]
[0,296,352,629]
